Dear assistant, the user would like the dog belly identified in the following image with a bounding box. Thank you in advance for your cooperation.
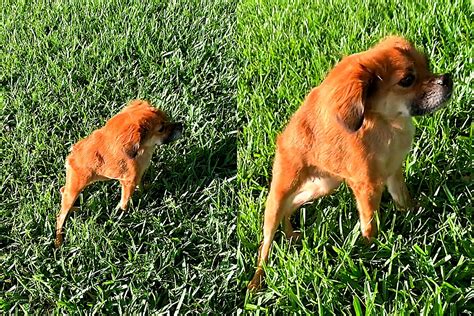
[291,176,342,207]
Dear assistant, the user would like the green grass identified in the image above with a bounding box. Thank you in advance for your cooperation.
[1,0,238,313]
[237,0,473,314]
[1,0,472,313]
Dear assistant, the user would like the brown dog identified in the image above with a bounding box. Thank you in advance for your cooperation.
[248,36,453,290]
[55,100,183,248]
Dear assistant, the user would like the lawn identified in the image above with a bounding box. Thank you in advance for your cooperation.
[237,0,473,314]
[1,0,238,313]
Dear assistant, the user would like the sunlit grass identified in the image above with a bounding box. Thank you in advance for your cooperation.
[0,0,238,313]
[237,0,472,313]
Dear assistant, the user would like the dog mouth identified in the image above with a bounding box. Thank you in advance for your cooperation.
[163,122,183,144]
[410,74,453,116]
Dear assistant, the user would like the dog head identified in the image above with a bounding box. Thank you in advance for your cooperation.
[157,121,183,145]
[323,36,453,132]
[118,100,183,157]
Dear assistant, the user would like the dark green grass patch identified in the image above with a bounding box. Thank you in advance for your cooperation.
[237,0,473,314]
[1,0,238,313]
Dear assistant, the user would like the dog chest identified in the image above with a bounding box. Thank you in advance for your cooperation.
[376,119,415,176]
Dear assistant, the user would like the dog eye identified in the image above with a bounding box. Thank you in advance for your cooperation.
[157,125,165,133]
[398,74,415,87]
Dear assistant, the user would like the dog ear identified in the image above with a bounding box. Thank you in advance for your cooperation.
[334,64,375,132]
[336,95,365,132]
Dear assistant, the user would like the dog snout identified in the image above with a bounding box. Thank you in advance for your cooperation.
[437,74,453,98]
[163,122,183,144]
[174,122,183,133]
[410,73,453,116]
[435,74,453,89]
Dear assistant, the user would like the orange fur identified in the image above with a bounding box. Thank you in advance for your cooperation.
[55,100,183,248]
[248,36,453,290]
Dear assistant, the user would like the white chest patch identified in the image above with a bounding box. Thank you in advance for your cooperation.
[377,119,415,176]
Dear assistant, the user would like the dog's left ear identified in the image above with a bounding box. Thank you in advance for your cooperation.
[335,64,375,132]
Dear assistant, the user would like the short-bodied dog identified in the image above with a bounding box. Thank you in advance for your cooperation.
[248,36,453,290]
[55,100,183,248]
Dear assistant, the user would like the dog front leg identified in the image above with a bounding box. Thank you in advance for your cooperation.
[349,181,384,241]
[119,179,138,210]
[387,167,414,210]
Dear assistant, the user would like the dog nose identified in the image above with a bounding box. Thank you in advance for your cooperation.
[174,122,183,132]
[436,74,453,88]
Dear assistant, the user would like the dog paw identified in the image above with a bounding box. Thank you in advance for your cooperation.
[390,185,415,211]
[248,269,265,292]
[361,222,377,243]
[286,231,302,245]
[117,202,128,211]
[54,235,63,248]
[395,197,416,211]
[362,234,374,245]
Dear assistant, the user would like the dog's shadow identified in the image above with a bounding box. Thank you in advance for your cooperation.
[146,134,236,200]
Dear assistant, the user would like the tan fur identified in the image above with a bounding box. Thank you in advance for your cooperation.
[248,36,453,290]
[55,100,182,248]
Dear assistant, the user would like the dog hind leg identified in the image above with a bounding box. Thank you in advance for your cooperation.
[282,176,342,240]
[55,165,89,248]
[248,164,341,290]
[248,184,293,290]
